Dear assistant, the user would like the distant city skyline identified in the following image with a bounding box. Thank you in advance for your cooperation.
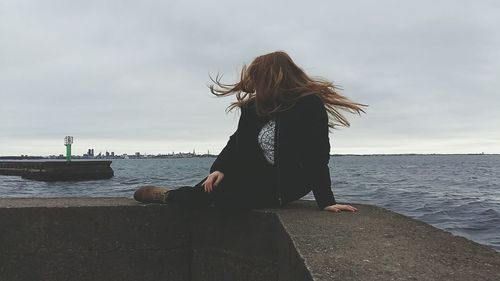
[1,146,496,158]
[0,148,217,160]
[0,143,217,157]
[1,1,500,155]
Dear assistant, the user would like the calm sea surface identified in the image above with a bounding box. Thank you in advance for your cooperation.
[1,155,499,252]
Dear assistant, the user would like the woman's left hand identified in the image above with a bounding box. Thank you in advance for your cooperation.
[323,204,358,213]
[201,171,225,193]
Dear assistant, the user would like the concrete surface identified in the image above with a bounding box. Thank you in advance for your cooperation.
[272,201,500,281]
[0,198,190,281]
[0,198,499,281]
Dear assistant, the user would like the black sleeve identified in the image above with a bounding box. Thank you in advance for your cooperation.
[300,95,336,209]
[209,130,238,175]
[209,109,243,175]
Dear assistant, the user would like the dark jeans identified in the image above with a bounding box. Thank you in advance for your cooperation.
[166,160,280,210]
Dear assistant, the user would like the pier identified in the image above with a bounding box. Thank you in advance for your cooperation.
[0,198,499,281]
[0,160,114,181]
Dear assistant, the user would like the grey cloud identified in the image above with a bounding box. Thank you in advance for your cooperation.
[1,0,499,155]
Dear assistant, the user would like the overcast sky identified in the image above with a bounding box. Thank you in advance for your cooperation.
[1,0,499,156]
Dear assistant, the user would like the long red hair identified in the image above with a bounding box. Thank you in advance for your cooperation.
[210,51,366,128]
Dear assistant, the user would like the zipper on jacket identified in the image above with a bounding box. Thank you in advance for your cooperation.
[275,116,282,206]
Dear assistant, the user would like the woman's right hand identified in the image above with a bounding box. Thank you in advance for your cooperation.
[201,171,225,193]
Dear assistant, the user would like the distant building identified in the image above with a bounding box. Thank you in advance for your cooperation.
[111,152,115,157]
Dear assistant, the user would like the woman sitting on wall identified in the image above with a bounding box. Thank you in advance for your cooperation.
[134,51,366,213]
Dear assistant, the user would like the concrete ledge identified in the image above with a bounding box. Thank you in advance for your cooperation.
[1,198,499,281]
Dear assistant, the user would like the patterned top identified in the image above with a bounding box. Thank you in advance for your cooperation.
[258,118,276,165]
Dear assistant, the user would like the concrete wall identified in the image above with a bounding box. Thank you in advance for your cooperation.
[0,198,311,281]
[0,203,190,281]
[190,209,311,281]
[1,198,499,281]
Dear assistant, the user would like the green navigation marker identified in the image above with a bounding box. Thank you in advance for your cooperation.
[64,136,73,162]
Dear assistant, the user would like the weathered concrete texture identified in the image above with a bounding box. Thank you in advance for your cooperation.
[0,197,137,208]
[272,201,500,281]
[0,200,190,281]
[1,198,499,281]
[190,209,312,281]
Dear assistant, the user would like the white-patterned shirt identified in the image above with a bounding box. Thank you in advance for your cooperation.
[257,118,276,165]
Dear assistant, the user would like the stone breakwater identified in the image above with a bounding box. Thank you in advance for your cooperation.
[0,160,113,181]
[0,198,499,281]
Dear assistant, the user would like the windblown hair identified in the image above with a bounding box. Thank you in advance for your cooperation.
[210,51,366,128]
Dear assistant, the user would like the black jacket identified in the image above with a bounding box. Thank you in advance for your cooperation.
[210,94,336,209]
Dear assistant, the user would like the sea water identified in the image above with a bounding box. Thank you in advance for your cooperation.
[1,155,499,252]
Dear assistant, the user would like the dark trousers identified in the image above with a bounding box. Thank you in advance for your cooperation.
[166,159,280,210]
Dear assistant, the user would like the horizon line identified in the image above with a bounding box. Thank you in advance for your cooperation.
[0,152,499,158]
